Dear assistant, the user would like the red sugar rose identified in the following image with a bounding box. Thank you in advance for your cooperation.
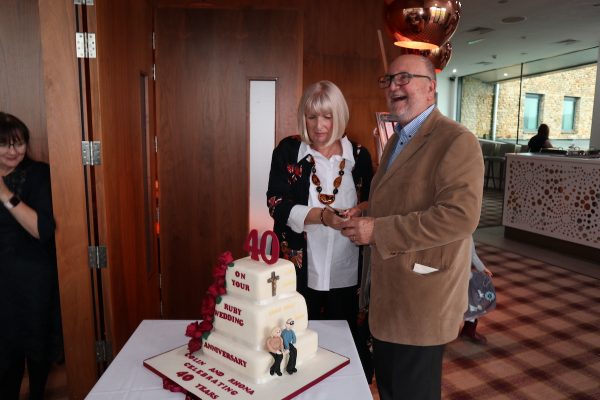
[182,251,232,367]
[187,337,202,353]
[198,319,213,332]
[213,263,227,278]
[185,321,199,338]
[217,251,233,266]
[163,377,186,393]
[200,296,216,315]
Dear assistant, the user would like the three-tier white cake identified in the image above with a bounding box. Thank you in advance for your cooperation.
[201,256,318,383]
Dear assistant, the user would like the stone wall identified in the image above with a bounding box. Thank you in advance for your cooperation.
[461,64,597,141]
[460,76,494,137]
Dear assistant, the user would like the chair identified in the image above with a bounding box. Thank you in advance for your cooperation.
[484,142,505,190]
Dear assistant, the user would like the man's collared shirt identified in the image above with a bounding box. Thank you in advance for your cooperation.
[386,104,435,170]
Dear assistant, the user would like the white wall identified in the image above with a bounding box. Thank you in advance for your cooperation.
[435,73,458,120]
[249,80,276,238]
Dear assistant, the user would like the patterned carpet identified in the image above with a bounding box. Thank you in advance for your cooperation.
[442,242,600,400]
[478,189,504,228]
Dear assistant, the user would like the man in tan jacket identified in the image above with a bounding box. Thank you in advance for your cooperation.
[341,55,484,399]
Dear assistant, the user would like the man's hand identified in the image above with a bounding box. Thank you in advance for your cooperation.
[340,216,375,245]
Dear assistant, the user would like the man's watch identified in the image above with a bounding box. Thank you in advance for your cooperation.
[3,195,21,210]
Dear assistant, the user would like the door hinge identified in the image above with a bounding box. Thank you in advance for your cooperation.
[88,246,107,269]
[152,64,156,81]
[95,340,112,362]
[152,32,156,50]
[82,141,101,165]
[154,136,158,153]
[76,32,97,58]
[74,0,94,5]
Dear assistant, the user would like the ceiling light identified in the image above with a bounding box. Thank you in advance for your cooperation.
[555,39,580,45]
[501,16,527,24]
[383,0,461,50]
[452,69,457,74]
[465,27,495,35]
[503,73,508,77]
[468,38,486,45]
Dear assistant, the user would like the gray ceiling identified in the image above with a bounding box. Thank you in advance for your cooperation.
[437,0,600,82]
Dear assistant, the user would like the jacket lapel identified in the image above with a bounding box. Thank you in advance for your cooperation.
[372,109,440,192]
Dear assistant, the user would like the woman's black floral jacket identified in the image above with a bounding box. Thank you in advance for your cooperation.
[266,135,373,293]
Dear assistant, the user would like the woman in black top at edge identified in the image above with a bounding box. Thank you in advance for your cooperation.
[0,112,63,400]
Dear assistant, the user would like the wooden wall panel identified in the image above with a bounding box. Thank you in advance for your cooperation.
[156,0,398,166]
[90,0,161,351]
[156,7,301,319]
[0,0,48,161]
[303,0,399,166]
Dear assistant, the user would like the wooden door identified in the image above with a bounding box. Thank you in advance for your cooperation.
[155,7,302,318]
[85,0,161,352]
[37,0,160,396]
[2,1,100,397]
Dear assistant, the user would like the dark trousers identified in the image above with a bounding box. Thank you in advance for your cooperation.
[305,285,358,323]
[269,352,283,375]
[286,343,297,373]
[0,356,51,400]
[373,338,445,400]
[305,286,373,382]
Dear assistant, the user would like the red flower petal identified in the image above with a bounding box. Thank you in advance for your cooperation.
[185,321,199,338]
[217,251,234,266]
[201,297,216,313]
[212,263,227,278]
[188,338,202,353]
[207,284,218,297]
[163,377,186,393]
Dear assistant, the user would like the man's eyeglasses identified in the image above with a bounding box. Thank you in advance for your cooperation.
[378,72,433,88]
[0,141,26,152]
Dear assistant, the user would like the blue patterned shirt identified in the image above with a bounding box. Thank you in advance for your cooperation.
[386,104,435,170]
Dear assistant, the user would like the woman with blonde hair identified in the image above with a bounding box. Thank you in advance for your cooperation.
[267,80,373,380]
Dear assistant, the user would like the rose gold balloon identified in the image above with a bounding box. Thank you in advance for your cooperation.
[399,41,452,72]
[384,0,461,50]
[430,41,452,72]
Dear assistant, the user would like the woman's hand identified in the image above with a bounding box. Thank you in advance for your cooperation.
[0,176,40,239]
[0,176,12,203]
[321,207,348,231]
[342,201,368,219]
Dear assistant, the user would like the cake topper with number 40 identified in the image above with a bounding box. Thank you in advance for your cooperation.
[243,229,280,265]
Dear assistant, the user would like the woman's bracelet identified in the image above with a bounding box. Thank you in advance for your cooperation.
[320,207,328,227]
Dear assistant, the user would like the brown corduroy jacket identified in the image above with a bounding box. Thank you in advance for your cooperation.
[363,108,484,346]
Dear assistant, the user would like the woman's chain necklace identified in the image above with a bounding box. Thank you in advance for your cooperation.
[310,158,345,205]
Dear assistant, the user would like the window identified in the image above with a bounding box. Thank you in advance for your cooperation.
[523,93,542,131]
[562,96,578,132]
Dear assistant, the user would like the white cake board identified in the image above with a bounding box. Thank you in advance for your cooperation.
[144,344,349,400]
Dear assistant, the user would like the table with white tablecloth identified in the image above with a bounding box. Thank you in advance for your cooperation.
[85,319,372,400]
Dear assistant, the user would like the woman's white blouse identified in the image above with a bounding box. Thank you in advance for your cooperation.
[287,136,359,291]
